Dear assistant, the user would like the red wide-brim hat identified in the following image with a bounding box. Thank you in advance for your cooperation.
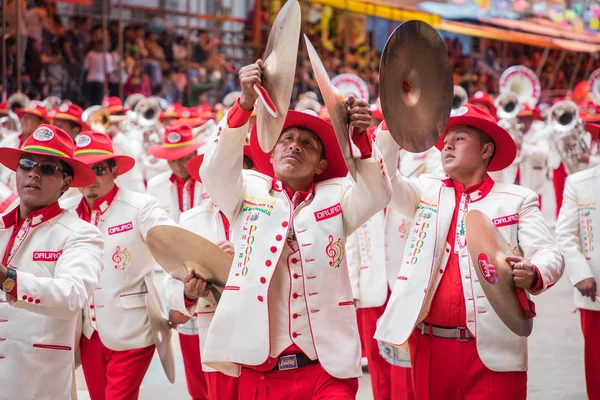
[0,125,95,186]
[435,104,517,172]
[76,153,135,176]
[584,123,600,141]
[73,131,136,176]
[249,110,348,182]
[186,144,254,182]
[148,142,203,161]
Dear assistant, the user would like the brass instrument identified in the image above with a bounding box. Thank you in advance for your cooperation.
[548,100,589,174]
[124,94,146,112]
[135,98,161,128]
[42,96,63,111]
[498,65,541,109]
[0,115,21,139]
[452,85,468,111]
[7,93,30,115]
[82,106,111,133]
[495,92,524,147]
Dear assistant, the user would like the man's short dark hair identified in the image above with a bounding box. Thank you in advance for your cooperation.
[106,159,117,169]
[59,160,74,178]
[471,126,495,167]
[243,156,254,170]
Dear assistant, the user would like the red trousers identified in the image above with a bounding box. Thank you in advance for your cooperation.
[238,363,358,400]
[553,163,568,218]
[580,309,600,400]
[206,371,239,400]
[80,331,155,400]
[408,330,527,400]
[179,333,209,399]
[358,306,415,400]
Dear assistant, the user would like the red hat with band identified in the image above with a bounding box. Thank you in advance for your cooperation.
[15,104,49,123]
[249,110,348,182]
[159,104,183,122]
[74,131,135,175]
[0,101,8,115]
[517,104,542,121]
[435,104,517,172]
[148,124,203,160]
[186,144,254,182]
[469,91,497,120]
[0,124,96,186]
[54,103,84,127]
[102,97,129,115]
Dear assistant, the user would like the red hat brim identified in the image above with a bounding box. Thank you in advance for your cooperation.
[148,142,203,161]
[435,113,517,172]
[14,108,49,123]
[0,147,96,187]
[250,110,348,182]
[54,113,84,127]
[75,154,136,176]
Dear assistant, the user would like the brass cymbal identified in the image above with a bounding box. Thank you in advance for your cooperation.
[144,275,175,383]
[465,210,533,337]
[304,34,357,181]
[379,20,453,153]
[256,0,301,153]
[147,226,232,288]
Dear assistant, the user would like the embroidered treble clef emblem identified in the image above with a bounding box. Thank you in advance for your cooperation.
[326,235,344,268]
[112,246,132,270]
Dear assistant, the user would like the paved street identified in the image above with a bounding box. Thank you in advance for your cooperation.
[76,179,589,399]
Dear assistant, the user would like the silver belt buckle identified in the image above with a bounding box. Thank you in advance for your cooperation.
[456,327,469,342]
[277,354,299,370]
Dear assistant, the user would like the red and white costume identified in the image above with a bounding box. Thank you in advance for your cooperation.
[195,102,391,398]
[375,106,564,399]
[555,165,600,400]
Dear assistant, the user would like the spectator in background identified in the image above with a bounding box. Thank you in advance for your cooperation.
[43,2,65,50]
[108,41,126,97]
[184,67,220,107]
[160,69,180,104]
[41,40,68,99]
[144,30,166,85]
[193,29,219,64]
[84,40,115,106]
[64,16,90,104]
[6,0,28,72]
[172,36,188,68]
[25,0,49,88]
[124,62,152,97]
[160,30,174,66]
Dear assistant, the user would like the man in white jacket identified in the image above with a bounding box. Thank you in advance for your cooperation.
[61,131,176,400]
[194,60,391,398]
[375,104,564,399]
[0,124,104,399]
[555,164,600,400]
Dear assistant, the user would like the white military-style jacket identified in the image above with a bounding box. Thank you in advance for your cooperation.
[163,201,225,372]
[112,132,146,193]
[199,114,392,379]
[0,133,21,191]
[490,121,548,190]
[146,171,208,223]
[347,210,387,308]
[374,129,564,372]
[0,203,104,399]
[556,165,600,311]
[61,187,176,351]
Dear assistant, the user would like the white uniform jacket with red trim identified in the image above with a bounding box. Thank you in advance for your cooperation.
[374,129,564,372]
[199,113,392,379]
[556,165,600,311]
[146,171,209,223]
[61,188,176,351]
[0,205,104,400]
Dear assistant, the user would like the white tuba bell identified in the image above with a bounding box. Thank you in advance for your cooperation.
[498,66,541,108]
[452,85,468,111]
[548,100,589,174]
[494,92,521,121]
[7,93,30,115]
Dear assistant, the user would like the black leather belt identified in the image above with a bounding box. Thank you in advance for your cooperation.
[418,322,475,341]
[273,353,319,371]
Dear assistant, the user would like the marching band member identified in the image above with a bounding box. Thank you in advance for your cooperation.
[146,124,208,222]
[53,103,86,141]
[375,104,564,399]
[468,91,496,120]
[61,131,176,400]
[0,104,50,190]
[196,60,391,398]
[163,147,254,400]
[0,125,104,399]
[555,163,600,400]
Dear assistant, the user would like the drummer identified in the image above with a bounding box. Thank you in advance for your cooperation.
[375,104,563,399]
[60,131,176,400]
[163,146,255,400]
[555,162,600,400]
[190,60,391,397]
[0,125,104,399]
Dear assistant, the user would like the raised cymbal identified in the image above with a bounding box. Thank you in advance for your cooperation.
[256,0,301,153]
[379,20,453,153]
[146,225,232,288]
[304,35,358,181]
[465,210,533,337]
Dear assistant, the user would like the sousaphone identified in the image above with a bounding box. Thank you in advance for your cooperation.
[498,66,541,109]
[379,21,453,152]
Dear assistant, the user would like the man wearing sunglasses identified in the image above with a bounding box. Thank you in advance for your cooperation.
[0,124,104,399]
[60,131,177,400]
